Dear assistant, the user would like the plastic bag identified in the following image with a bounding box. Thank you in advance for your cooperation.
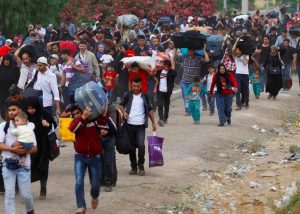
[121,51,157,70]
[147,133,164,167]
[117,14,139,29]
[59,118,75,142]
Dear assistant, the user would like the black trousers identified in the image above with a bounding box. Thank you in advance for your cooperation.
[127,124,146,169]
[156,91,171,121]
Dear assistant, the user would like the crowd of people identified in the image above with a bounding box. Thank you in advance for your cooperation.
[0,8,300,214]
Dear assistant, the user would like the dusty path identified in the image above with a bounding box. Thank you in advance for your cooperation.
[0,76,300,214]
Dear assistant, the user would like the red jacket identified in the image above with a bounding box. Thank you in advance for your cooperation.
[210,72,238,96]
[69,116,102,157]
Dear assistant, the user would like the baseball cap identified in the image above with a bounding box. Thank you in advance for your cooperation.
[50,54,59,60]
[5,39,12,45]
[37,56,49,66]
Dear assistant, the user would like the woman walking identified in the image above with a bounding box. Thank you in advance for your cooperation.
[24,97,56,200]
[264,45,283,100]
[210,63,238,126]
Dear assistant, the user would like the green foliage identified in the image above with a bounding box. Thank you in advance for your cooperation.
[0,0,67,37]
[275,189,300,214]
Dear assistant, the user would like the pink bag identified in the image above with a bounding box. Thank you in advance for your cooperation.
[147,133,164,167]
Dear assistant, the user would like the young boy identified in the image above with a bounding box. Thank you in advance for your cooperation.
[250,67,262,99]
[203,64,217,116]
[186,76,209,124]
[103,63,119,104]
[156,60,177,126]
[11,112,36,166]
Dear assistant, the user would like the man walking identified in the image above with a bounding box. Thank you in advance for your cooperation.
[0,101,37,214]
[120,77,156,175]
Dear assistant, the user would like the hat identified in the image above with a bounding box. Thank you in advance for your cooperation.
[150,35,156,40]
[37,56,49,66]
[5,39,12,45]
[50,54,59,60]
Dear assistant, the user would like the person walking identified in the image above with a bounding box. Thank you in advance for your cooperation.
[119,77,156,176]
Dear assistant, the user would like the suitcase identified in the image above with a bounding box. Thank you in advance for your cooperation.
[206,34,224,56]
[75,81,108,120]
[172,30,206,49]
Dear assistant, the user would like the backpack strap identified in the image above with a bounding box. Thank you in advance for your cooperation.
[25,69,39,89]
[4,121,10,135]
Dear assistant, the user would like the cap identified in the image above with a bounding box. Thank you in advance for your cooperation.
[150,35,156,40]
[5,39,12,45]
[50,54,59,60]
[37,56,49,66]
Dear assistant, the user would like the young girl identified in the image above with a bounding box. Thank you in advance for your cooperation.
[186,76,208,124]
[250,67,262,99]
[103,63,118,104]
[210,63,238,127]
[156,60,177,126]
[203,64,217,116]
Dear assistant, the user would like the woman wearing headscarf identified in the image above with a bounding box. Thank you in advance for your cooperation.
[0,54,20,118]
[24,97,56,200]
[264,45,283,100]
[210,63,238,126]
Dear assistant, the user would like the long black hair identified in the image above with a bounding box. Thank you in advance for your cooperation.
[216,63,231,93]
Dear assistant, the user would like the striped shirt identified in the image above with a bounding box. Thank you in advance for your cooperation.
[181,56,202,83]
[62,59,82,87]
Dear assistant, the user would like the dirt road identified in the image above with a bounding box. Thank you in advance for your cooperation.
[1,77,300,214]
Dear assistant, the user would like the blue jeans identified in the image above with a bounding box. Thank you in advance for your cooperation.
[215,93,233,124]
[181,81,191,113]
[208,93,216,114]
[106,89,113,104]
[2,166,34,214]
[282,64,291,78]
[297,64,300,86]
[74,154,101,209]
[235,74,249,107]
[189,99,200,121]
[102,137,115,182]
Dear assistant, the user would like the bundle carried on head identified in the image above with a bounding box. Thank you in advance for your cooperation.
[117,14,139,29]
[172,30,206,50]
[237,36,256,55]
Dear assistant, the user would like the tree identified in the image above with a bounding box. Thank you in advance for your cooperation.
[0,0,67,37]
[60,0,216,24]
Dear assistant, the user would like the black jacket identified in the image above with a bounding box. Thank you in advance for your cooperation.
[120,92,153,128]
[155,69,177,94]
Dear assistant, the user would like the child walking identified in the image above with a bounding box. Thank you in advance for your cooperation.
[103,63,118,104]
[203,64,217,116]
[250,67,262,99]
[186,76,209,124]
[11,112,36,166]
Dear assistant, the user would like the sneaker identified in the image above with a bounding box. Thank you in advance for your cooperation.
[91,198,99,209]
[218,123,224,127]
[184,112,191,116]
[236,106,242,110]
[75,208,86,214]
[227,119,231,125]
[129,169,137,175]
[138,165,145,176]
[105,185,112,192]
[158,120,164,127]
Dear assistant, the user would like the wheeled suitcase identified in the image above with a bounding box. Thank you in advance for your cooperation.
[172,30,206,49]
[75,81,108,120]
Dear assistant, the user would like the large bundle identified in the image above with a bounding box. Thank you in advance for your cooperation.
[121,51,156,70]
[172,30,206,49]
[237,36,256,55]
[117,14,139,29]
[289,25,300,37]
[206,34,224,56]
[75,81,108,120]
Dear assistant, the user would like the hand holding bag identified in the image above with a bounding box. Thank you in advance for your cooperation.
[147,132,164,168]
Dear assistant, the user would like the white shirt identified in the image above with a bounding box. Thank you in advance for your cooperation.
[180,24,189,32]
[33,69,60,107]
[206,73,216,92]
[11,122,36,144]
[0,121,37,167]
[159,70,168,92]
[49,64,63,87]
[100,54,114,64]
[234,55,249,75]
[127,94,145,125]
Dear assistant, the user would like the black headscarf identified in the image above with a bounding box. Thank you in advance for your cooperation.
[0,54,17,68]
[23,97,43,124]
[216,63,231,93]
